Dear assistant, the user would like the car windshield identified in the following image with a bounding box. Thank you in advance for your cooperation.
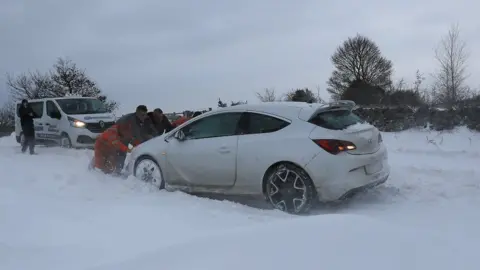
[56,98,108,115]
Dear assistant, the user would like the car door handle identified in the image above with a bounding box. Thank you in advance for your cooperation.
[217,146,230,154]
[45,123,50,126]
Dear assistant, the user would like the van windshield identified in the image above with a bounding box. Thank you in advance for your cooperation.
[56,98,108,115]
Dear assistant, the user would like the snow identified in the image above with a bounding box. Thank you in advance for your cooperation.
[1,128,479,270]
[344,122,374,131]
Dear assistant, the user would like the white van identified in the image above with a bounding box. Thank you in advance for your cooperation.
[15,96,117,148]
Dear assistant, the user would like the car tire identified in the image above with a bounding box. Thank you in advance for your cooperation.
[264,163,317,214]
[133,156,165,189]
[60,133,72,148]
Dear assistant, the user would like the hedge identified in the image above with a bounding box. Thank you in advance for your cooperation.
[353,105,480,132]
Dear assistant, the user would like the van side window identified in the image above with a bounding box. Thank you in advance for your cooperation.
[28,102,44,118]
[46,101,61,118]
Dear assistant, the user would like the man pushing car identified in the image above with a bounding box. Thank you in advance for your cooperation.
[90,105,152,175]
[92,123,134,174]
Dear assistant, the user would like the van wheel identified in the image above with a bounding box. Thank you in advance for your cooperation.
[60,133,72,148]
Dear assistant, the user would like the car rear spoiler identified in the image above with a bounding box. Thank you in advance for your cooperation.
[325,100,356,110]
[299,100,357,121]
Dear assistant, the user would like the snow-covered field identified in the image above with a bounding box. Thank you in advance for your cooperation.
[1,128,479,270]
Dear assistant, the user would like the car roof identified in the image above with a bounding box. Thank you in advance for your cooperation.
[16,96,96,103]
[217,102,328,119]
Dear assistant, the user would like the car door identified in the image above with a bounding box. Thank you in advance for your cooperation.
[235,112,292,188]
[165,112,243,187]
[44,100,62,141]
[27,101,46,140]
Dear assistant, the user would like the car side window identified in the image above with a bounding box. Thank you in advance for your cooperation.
[46,101,61,118]
[245,112,290,134]
[182,112,242,140]
[29,102,44,118]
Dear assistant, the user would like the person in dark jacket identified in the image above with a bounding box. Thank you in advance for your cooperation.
[149,108,174,135]
[116,105,152,145]
[113,105,151,173]
[192,111,202,118]
[144,112,159,137]
[18,99,37,154]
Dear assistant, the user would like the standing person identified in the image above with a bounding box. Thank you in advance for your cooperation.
[150,108,174,135]
[18,99,37,155]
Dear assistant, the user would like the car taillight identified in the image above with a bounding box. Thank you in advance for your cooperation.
[312,139,356,155]
[378,133,383,143]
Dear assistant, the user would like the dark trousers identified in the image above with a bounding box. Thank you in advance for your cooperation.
[21,135,35,154]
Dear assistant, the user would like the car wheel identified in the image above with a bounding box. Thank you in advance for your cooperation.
[133,156,165,189]
[265,163,316,214]
[60,133,72,148]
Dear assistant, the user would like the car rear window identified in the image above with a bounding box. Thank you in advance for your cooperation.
[308,109,364,130]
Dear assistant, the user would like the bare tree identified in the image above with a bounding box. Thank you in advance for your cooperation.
[0,101,15,130]
[6,71,56,100]
[388,78,407,92]
[51,58,98,96]
[315,85,325,103]
[5,57,118,112]
[327,34,393,100]
[413,70,425,93]
[432,24,470,106]
[255,88,277,102]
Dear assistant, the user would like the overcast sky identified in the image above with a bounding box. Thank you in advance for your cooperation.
[1,0,479,113]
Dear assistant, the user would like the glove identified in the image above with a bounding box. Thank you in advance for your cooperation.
[127,144,134,153]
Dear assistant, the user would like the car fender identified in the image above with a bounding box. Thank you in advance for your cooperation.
[127,137,168,176]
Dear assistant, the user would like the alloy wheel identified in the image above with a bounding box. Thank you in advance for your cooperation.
[135,159,163,188]
[267,166,308,213]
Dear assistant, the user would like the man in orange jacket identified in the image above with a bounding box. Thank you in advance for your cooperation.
[172,115,189,127]
[171,111,202,127]
[93,124,133,174]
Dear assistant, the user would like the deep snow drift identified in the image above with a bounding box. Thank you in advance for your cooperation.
[1,128,479,270]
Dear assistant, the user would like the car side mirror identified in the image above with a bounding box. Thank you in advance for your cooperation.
[174,130,186,141]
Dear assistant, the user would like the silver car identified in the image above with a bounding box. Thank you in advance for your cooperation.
[125,101,390,214]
